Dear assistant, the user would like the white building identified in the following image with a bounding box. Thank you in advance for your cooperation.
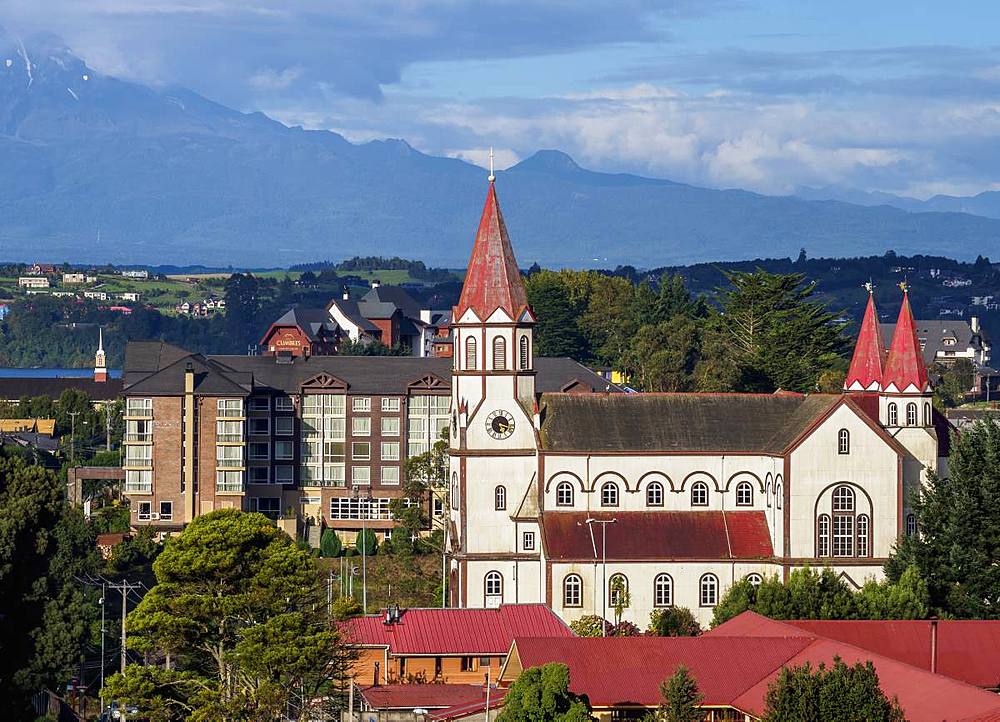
[448,179,948,629]
[18,276,50,288]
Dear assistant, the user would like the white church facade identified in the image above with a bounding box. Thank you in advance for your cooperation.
[448,177,949,628]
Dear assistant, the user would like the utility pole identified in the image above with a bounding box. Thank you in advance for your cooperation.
[584,518,617,636]
[106,403,112,452]
[99,584,106,711]
[68,411,81,463]
[108,581,142,672]
[354,487,371,613]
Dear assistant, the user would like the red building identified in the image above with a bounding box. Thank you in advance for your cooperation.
[259,307,341,357]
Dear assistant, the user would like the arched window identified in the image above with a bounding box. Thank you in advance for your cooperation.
[601,481,619,507]
[519,336,530,370]
[776,483,783,509]
[735,481,753,506]
[484,571,503,605]
[817,514,830,557]
[492,336,506,370]
[924,402,932,426]
[857,514,870,557]
[563,574,582,607]
[556,481,574,507]
[746,573,763,587]
[646,481,664,507]
[766,481,771,508]
[699,574,718,607]
[465,336,477,370]
[833,485,855,512]
[838,428,850,455]
[888,402,898,426]
[906,402,917,426]
[690,481,709,507]
[494,485,506,511]
[906,513,917,536]
[653,574,673,607]
[451,472,459,504]
[832,485,856,557]
[608,574,629,608]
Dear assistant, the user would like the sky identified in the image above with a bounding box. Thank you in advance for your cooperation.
[3,0,1000,198]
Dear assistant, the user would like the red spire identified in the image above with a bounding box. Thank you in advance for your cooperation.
[882,288,931,393]
[844,289,886,391]
[455,181,531,321]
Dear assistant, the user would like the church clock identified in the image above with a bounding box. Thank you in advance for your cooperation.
[486,410,515,440]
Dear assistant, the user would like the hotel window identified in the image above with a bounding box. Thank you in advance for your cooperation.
[248,442,269,461]
[253,497,280,519]
[249,418,269,436]
[159,501,173,521]
[217,419,244,443]
[126,398,153,417]
[300,394,346,486]
[381,417,400,436]
[218,398,244,418]
[495,485,506,511]
[646,481,664,507]
[274,416,294,436]
[352,442,371,461]
[381,466,400,485]
[556,481,574,507]
[746,573,763,587]
[381,397,401,413]
[125,445,152,467]
[274,396,294,412]
[125,419,152,442]
[608,574,629,608]
[522,531,535,551]
[381,442,400,461]
[838,428,850,454]
[137,501,152,521]
[601,481,619,507]
[465,337,477,370]
[330,497,391,520]
[249,396,269,411]
[274,440,294,461]
[519,336,530,370]
[484,571,502,605]
[817,514,830,557]
[125,469,152,493]
[654,574,673,608]
[699,574,718,607]
[275,465,294,484]
[888,403,898,426]
[249,466,269,484]
[735,481,753,506]
[352,466,371,485]
[353,397,371,412]
[352,417,371,436]
[216,470,244,493]
[407,395,450,459]
[563,574,582,607]
[906,513,917,536]
[493,336,506,370]
[690,481,709,507]
[906,402,917,426]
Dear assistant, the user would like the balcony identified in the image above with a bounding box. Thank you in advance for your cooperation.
[216,480,244,493]
[124,432,152,443]
[124,407,153,419]
[217,408,245,419]
[217,433,245,444]
[216,457,245,469]
[124,480,153,493]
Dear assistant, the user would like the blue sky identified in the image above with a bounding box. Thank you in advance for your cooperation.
[4,0,1000,197]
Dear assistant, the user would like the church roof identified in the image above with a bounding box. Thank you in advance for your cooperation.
[454,181,531,321]
[844,290,886,391]
[537,392,839,454]
[883,291,931,393]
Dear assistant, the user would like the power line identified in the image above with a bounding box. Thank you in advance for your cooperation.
[107,580,143,673]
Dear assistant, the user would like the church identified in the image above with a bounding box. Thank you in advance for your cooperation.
[448,175,949,628]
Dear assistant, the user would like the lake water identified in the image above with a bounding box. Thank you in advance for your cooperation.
[0,368,123,378]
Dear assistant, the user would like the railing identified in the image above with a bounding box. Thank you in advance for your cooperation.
[217,433,244,443]
[124,407,153,419]
[217,407,245,419]
[124,480,153,493]
[124,432,152,443]
[216,480,244,493]
[216,457,244,469]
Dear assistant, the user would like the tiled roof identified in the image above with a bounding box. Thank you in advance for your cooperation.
[882,292,932,393]
[358,684,486,711]
[455,181,530,321]
[541,511,774,561]
[845,291,886,391]
[340,604,572,656]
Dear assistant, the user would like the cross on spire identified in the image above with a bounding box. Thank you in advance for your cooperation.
[488,146,495,182]
[864,280,874,295]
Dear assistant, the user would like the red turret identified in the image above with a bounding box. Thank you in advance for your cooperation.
[882,288,931,393]
[844,287,886,392]
[454,180,532,321]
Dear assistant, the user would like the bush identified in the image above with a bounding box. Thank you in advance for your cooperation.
[320,529,342,558]
[648,607,701,637]
[355,529,378,556]
[331,596,363,620]
[570,614,610,637]
[610,620,640,637]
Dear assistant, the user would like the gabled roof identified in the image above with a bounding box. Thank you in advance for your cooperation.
[454,181,531,321]
[263,307,339,343]
[326,297,381,332]
[881,318,989,364]
[541,511,773,561]
[882,291,931,393]
[339,604,572,656]
[845,291,886,391]
[123,353,252,397]
[362,285,422,319]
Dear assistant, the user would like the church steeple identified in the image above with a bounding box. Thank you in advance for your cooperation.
[882,285,931,394]
[844,283,886,392]
[94,327,107,383]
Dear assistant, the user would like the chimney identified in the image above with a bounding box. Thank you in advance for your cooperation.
[374,661,380,687]
[342,286,351,301]
[930,617,938,674]
[371,278,381,289]
[972,316,981,334]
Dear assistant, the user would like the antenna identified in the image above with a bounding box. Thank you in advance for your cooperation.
[488,146,495,182]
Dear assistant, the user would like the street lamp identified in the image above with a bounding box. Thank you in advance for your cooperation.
[353,486,373,613]
[582,517,617,636]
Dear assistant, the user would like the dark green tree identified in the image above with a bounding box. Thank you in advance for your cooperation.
[393,428,449,553]
[320,529,342,557]
[931,359,975,408]
[648,607,701,637]
[762,657,906,722]
[647,665,703,722]
[355,528,379,556]
[525,272,589,359]
[497,663,593,722]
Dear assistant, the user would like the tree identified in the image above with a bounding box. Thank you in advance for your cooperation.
[932,359,975,407]
[497,663,593,722]
[646,665,703,722]
[623,316,700,391]
[0,448,99,717]
[887,418,1000,617]
[762,657,906,722]
[104,510,355,721]
[610,575,630,627]
[395,428,450,556]
[569,615,609,638]
[320,529,342,557]
[355,528,379,556]
[855,566,929,620]
[525,272,589,359]
[648,607,701,637]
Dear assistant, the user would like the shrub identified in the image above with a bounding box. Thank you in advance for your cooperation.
[355,529,378,556]
[648,607,701,637]
[320,529,342,557]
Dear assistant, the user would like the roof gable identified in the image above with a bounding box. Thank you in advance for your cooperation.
[301,372,348,391]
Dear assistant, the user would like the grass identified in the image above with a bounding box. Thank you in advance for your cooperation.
[316,551,443,609]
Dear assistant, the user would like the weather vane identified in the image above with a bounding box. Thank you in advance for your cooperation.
[899,279,909,293]
[488,146,495,182]
[863,279,874,294]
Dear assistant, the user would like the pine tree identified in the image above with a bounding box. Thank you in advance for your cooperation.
[651,665,703,722]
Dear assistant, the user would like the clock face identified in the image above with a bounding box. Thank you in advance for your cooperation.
[486,410,515,440]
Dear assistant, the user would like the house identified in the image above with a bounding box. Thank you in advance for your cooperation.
[259,307,341,357]
[18,276,50,289]
[83,290,109,301]
[880,317,990,368]
[121,270,149,279]
[340,604,572,686]
[63,273,87,284]
[351,684,495,720]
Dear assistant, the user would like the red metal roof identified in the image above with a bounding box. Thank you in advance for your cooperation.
[541,511,774,561]
[339,604,572,656]
[454,181,531,321]
[358,684,486,710]
[428,689,507,720]
[882,291,931,393]
[845,291,886,391]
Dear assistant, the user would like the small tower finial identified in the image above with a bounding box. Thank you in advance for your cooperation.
[864,280,874,295]
[98,326,104,353]
[488,146,495,183]
[899,279,909,294]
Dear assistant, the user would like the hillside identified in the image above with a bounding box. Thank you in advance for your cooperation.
[3,29,1000,267]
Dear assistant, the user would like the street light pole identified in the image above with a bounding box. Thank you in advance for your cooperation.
[68,411,81,463]
[584,517,617,636]
[355,487,371,613]
[99,585,106,711]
